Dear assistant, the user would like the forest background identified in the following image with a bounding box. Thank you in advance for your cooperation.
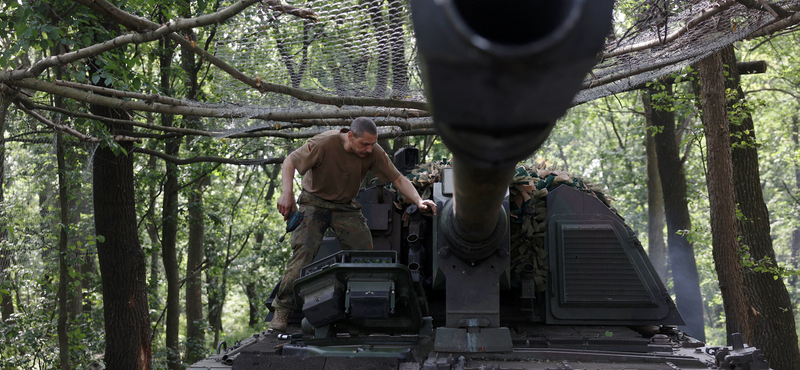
[3,0,800,369]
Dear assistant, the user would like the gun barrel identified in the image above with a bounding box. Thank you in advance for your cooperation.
[443,160,513,260]
[412,0,613,260]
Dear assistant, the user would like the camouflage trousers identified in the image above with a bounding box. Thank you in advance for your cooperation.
[272,191,373,311]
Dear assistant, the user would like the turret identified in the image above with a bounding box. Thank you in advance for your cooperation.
[411,0,615,351]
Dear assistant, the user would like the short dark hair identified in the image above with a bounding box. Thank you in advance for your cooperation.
[350,117,377,137]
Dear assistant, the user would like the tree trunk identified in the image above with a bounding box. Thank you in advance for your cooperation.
[0,249,11,322]
[0,93,14,322]
[721,45,800,369]
[78,247,95,314]
[90,93,151,369]
[53,51,85,354]
[244,164,281,327]
[641,91,668,283]
[148,246,160,319]
[273,23,312,91]
[145,154,162,322]
[44,14,79,355]
[697,49,752,345]
[365,0,389,98]
[68,147,92,317]
[162,138,183,360]
[215,263,230,345]
[185,178,207,364]
[206,239,223,348]
[159,44,182,370]
[648,82,706,341]
[387,0,408,98]
[56,131,72,370]
[244,282,259,328]
[791,115,800,289]
[181,12,207,362]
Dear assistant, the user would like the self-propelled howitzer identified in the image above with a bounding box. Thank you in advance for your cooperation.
[189,0,771,369]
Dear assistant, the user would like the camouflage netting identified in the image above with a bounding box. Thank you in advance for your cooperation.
[205,0,430,137]
[404,160,448,200]
[576,0,798,104]
[2,1,798,143]
[199,0,800,134]
[405,161,618,293]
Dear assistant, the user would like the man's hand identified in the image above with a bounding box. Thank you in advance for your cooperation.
[278,156,297,219]
[277,192,296,219]
[392,174,437,215]
[416,198,437,215]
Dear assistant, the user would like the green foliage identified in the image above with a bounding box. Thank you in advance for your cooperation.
[0,260,105,369]
[3,0,800,366]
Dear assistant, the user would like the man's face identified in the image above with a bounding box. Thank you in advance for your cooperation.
[349,131,377,157]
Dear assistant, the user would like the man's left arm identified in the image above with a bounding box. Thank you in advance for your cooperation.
[391,174,437,215]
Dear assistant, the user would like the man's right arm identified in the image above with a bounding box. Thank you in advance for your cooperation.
[277,155,296,218]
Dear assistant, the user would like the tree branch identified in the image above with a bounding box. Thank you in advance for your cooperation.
[262,0,319,21]
[74,0,428,110]
[603,99,626,150]
[746,5,800,39]
[5,78,430,122]
[19,97,435,141]
[748,11,800,38]
[131,126,436,166]
[735,0,791,18]
[178,259,210,286]
[0,0,262,83]
[744,88,800,100]
[598,1,736,60]
[14,102,140,143]
[0,137,53,144]
[54,80,189,106]
[133,146,284,166]
[621,61,767,91]
[781,179,800,208]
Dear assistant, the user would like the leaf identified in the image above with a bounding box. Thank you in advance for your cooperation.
[208,212,223,226]
[14,22,27,36]
[1,225,14,240]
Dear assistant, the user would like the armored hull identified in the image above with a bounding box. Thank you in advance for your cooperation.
[191,0,771,368]
[189,181,769,370]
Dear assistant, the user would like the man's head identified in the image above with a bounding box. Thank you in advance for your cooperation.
[347,117,378,157]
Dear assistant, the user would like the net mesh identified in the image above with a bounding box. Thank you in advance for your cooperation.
[216,0,419,100]
[200,0,796,133]
[205,0,423,133]
[576,0,790,104]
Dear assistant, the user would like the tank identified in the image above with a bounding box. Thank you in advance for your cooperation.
[189,1,772,369]
[189,163,770,370]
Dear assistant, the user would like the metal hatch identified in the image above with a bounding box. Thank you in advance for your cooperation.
[545,185,684,326]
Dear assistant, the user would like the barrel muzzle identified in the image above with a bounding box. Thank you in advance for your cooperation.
[411,0,614,258]
[411,0,614,166]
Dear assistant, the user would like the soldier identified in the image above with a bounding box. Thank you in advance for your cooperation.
[270,117,436,332]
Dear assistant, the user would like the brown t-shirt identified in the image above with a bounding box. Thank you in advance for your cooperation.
[289,129,401,203]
